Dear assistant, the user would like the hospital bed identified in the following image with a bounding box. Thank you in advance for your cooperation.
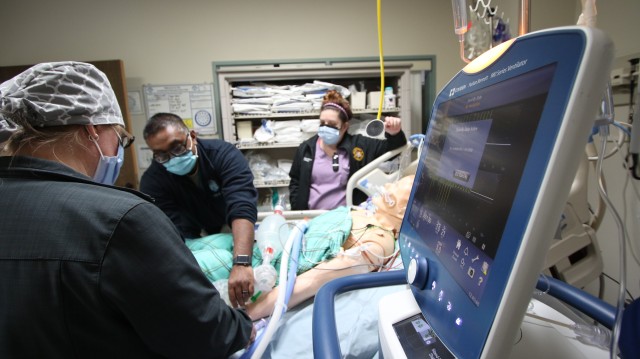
[238,141,419,358]
[241,236,608,358]
[241,138,607,358]
[244,235,610,358]
[543,152,604,289]
[311,271,617,358]
[244,275,406,358]
[238,166,609,358]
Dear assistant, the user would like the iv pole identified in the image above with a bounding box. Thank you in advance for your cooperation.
[519,0,530,35]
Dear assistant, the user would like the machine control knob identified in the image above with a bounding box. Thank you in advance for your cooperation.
[407,257,429,289]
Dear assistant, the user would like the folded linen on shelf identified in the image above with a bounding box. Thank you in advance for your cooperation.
[271,95,311,106]
[300,132,315,140]
[275,127,301,136]
[274,132,304,143]
[304,93,325,100]
[231,97,274,105]
[293,82,329,95]
[313,80,351,98]
[271,102,314,113]
[300,119,320,132]
[272,120,301,130]
[232,85,276,98]
[232,84,304,98]
[231,103,271,114]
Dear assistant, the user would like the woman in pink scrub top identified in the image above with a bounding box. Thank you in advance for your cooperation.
[289,90,406,210]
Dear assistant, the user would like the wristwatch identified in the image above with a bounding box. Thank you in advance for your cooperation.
[232,254,252,266]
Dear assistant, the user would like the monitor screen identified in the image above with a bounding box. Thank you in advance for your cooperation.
[407,63,557,306]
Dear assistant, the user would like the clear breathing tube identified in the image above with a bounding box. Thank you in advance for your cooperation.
[373,184,395,207]
[596,123,628,359]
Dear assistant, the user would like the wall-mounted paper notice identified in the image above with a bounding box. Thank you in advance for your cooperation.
[143,83,217,135]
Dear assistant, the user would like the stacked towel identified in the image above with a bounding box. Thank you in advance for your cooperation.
[230,81,350,116]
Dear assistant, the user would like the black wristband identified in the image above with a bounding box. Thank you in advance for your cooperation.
[233,254,252,266]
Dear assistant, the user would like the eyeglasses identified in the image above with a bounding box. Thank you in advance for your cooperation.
[113,126,135,149]
[152,135,192,164]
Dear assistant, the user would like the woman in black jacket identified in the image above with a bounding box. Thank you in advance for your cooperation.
[289,90,406,210]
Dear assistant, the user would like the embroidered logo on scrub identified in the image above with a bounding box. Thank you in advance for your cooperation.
[208,180,220,192]
[352,147,364,161]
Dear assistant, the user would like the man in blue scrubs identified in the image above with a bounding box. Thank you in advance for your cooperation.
[140,112,257,308]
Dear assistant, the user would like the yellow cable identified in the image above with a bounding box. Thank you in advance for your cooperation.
[376,0,385,120]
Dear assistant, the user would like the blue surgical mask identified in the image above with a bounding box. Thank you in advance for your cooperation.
[92,141,124,185]
[163,146,198,176]
[318,125,340,145]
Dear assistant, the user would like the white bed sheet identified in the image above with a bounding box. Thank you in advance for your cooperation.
[252,283,407,359]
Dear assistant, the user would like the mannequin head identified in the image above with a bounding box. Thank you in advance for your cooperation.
[371,175,415,232]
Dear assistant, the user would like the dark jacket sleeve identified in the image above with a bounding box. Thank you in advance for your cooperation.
[100,202,253,359]
[139,164,201,238]
[383,130,407,154]
[352,130,407,163]
[210,142,258,225]
[367,130,407,158]
[288,144,304,210]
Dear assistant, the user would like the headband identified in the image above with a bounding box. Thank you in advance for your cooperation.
[321,102,349,120]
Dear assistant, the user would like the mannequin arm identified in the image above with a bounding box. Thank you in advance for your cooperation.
[245,242,386,320]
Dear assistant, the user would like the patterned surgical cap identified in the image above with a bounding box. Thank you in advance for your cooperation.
[0,61,124,137]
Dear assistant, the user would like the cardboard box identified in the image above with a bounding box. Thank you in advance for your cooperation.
[367,91,382,109]
[610,67,630,86]
[236,121,254,140]
[350,92,366,110]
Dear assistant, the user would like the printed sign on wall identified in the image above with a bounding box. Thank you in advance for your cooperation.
[143,83,217,135]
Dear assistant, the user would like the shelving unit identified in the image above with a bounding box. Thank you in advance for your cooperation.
[212,56,435,212]
[234,108,401,150]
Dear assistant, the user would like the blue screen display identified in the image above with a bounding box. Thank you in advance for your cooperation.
[407,63,557,305]
[437,119,492,188]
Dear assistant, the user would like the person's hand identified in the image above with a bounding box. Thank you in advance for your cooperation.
[228,265,254,308]
[384,116,402,135]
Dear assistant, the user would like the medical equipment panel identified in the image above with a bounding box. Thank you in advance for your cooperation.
[396,27,613,358]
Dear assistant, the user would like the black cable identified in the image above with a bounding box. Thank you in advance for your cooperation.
[601,272,635,302]
[628,58,640,179]
[598,273,605,300]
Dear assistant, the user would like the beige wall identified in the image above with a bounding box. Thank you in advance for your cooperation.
[0,0,579,158]
[1,0,583,94]
[3,0,635,105]
[2,0,639,302]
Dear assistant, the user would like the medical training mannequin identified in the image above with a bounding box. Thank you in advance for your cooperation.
[244,174,415,320]
[0,62,254,358]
